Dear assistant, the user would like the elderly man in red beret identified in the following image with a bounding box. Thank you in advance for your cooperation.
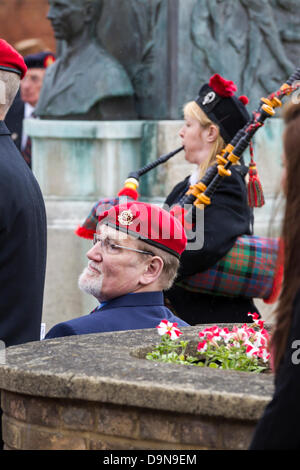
[45,202,190,339]
[0,39,47,449]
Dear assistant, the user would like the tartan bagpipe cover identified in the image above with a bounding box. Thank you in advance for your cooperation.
[176,235,284,304]
[75,196,134,239]
[75,199,284,305]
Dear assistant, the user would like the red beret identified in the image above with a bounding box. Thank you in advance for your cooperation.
[98,201,187,258]
[0,39,27,79]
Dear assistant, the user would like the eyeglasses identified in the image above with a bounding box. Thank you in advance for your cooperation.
[93,234,154,256]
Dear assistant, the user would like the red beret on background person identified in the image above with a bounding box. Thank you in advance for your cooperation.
[45,201,189,340]
[4,50,56,167]
[0,38,27,78]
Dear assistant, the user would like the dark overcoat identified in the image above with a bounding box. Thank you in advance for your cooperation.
[0,121,47,347]
[4,91,24,151]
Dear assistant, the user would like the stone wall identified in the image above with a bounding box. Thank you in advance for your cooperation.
[0,327,274,450]
[2,390,257,450]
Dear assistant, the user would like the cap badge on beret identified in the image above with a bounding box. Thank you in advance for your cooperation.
[202,91,216,106]
[44,54,55,68]
[118,209,134,226]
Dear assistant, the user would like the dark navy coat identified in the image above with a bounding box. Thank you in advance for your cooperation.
[164,166,259,325]
[0,121,47,347]
[45,291,190,339]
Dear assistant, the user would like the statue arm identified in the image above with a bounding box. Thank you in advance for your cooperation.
[280,29,300,42]
[242,0,294,74]
[191,0,221,71]
[242,23,262,91]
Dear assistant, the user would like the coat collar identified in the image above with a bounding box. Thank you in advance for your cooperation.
[97,291,164,311]
[0,121,11,136]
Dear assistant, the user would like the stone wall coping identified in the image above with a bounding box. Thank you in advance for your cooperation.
[0,326,274,421]
[24,118,204,140]
[24,119,146,140]
[24,117,282,139]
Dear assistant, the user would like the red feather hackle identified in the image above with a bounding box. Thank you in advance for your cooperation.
[209,74,237,97]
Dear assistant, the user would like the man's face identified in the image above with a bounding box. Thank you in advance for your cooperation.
[78,225,150,302]
[47,0,87,42]
[20,68,46,107]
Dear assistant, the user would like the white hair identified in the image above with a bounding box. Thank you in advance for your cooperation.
[136,239,180,291]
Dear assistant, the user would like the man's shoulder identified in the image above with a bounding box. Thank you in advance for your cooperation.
[44,293,190,340]
[44,313,99,339]
[58,43,133,91]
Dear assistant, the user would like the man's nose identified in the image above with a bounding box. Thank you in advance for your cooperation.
[86,243,103,262]
[20,79,30,90]
[47,6,55,21]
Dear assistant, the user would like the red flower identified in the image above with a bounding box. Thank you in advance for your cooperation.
[197,340,207,353]
[248,312,260,321]
[156,319,183,340]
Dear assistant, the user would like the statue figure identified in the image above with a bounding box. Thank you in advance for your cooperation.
[191,0,248,90]
[191,0,296,106]
[191,0,223,81]
[35,0,137,120]
[275,0,300,55]
[240,0,295,93]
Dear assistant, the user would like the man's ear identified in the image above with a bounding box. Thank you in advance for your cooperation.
[140,256,164,286]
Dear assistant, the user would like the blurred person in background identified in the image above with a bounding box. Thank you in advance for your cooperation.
[5,50,55,167]
[249,100,300,450]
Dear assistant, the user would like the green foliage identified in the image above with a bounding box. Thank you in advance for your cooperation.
[146,334,269,373]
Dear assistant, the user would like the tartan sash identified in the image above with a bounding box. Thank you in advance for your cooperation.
[177,235,283,303]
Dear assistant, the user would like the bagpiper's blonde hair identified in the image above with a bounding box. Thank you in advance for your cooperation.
[183,101,225,179]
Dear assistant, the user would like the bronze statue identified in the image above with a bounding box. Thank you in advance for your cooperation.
[35,0,137,120]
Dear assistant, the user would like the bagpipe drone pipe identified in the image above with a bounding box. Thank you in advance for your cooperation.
[76,68,300,304]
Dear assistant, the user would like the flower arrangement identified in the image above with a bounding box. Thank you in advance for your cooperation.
[146,314,271,373]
